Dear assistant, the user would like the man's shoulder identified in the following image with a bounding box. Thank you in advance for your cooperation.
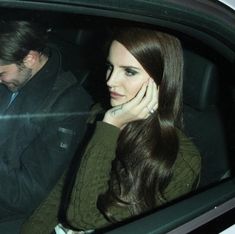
[39,70,93,114]
[54,70,90,98]
[56,70,78,89]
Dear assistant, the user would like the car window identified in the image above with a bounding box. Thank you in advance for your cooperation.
[0,2,234,234]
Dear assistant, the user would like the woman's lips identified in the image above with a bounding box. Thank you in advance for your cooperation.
[110,91,124,99]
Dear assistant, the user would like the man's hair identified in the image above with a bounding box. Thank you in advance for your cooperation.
[0,20,48,65]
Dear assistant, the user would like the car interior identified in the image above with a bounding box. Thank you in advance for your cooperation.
[48,15,235,233]
[0,1,234,233]
[48,13,235,233]
[47,15,234,189]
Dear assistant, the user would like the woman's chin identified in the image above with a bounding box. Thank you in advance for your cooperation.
[110,99,125,107]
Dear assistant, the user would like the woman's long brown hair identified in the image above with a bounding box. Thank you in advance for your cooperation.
[97,27,184,221]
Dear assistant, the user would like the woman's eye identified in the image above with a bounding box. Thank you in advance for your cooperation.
[105,63,113,79]
[106,63,113,72]
[125,68,138,77]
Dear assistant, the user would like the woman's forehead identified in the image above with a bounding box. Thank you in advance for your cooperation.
[108,40,141,67]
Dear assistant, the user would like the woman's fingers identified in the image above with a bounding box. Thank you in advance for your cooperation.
[137,79,158,117]
[148,82,158,110]
[139,79,157,108]
[104,78,158,128]
[126,81,148,108]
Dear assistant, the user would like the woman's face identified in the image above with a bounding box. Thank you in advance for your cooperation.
[106,40,151,107]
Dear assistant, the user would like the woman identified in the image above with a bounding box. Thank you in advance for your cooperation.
[21,27,201,234]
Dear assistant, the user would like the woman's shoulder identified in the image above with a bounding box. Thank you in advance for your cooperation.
[161,128,201,202]
[175,128,201,179]
[176,129,201,160]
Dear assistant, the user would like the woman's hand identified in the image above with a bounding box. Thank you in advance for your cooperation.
[103,79,158,129]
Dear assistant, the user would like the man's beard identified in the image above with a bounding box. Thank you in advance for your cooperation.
[10,67,33,92]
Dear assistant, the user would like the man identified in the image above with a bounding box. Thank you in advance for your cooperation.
[0,20,92,233]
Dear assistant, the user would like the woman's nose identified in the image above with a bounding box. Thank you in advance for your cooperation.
[106,70,119,87]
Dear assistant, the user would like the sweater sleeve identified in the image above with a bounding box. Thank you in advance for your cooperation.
[20,121,123,234]
[66,121,131,230]
[20,173,66,234]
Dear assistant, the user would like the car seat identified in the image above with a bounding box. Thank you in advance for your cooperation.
[183,49,230,188]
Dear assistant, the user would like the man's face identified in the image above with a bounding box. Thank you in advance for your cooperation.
[0,63,32,92]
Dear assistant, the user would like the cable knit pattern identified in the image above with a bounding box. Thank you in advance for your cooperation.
[67,122,121,229]
[21,111,201,234]
[21,173,66,234]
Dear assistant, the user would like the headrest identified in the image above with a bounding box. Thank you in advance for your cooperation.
[183,49,218,111]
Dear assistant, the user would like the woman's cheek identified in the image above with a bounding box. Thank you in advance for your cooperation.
[127,84,143,101]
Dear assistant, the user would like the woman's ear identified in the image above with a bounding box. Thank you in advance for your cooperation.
[23,51,38,68]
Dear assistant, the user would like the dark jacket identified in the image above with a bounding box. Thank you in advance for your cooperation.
[0,46,92,232]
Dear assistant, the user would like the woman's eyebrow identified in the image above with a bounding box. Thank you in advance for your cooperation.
[106,59,141,70]
[120,65,141,70]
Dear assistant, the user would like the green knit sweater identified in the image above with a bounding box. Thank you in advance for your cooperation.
[21,118,201,234]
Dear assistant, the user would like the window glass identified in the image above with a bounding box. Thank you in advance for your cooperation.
[0,5,234,234]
